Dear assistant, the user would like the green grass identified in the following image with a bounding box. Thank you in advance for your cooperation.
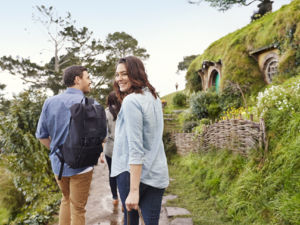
[166,75,300,225]
[161,90,189,114]
[0,207,9,225]
[167,139,300,224]
[166,151,246,225]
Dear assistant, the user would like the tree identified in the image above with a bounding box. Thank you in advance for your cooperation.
[0,5,149,103]
[188,0,274,20]
[0,83,10,114]
[177,55,198,72]
[89,31,150,102]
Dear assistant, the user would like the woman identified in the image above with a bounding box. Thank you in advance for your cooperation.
[111,56,169,225]
[100,91,121,206]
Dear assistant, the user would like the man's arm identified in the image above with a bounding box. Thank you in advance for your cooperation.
[39,137,51,150]
[126,164,142,211]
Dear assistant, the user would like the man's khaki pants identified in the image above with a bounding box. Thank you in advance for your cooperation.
[55,170,93,225]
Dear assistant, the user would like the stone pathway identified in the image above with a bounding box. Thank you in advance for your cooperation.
[53,163,193,224]
[86,163,171,225]
[161,195,193,225]
[85,163,123,225]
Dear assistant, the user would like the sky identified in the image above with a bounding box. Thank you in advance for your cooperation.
[0,0,291,98]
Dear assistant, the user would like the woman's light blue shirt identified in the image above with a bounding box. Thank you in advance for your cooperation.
[111,89,169,189]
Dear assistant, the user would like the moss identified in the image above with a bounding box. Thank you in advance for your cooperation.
[186,0,300,93]
[279,48,297,73]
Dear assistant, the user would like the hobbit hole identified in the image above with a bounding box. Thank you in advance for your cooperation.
[250,45,279,84]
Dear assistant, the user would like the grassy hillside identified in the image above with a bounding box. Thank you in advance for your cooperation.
[186,0,300,94]
[166,75,300,224]
[161,90,189,114]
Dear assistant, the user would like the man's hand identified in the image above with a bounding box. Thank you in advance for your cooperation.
[125,190,139,211]
[39,137,51,150]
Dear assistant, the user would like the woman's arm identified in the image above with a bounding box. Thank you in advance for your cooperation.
[122,96,144,211]
[126,164,142,211]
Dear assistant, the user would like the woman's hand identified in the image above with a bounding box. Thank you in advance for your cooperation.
[125,190,139,211]
[99,152,105,163]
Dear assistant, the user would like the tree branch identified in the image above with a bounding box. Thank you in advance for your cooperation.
[244,0,259,6]
[58,59,71,67]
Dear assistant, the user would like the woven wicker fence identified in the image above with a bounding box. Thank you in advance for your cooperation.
[166,117,267,156]
[200,118,266,155]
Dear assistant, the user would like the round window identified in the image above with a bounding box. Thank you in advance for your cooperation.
[264,57,278,84]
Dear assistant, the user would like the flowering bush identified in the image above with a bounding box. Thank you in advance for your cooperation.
[255,78,300,118]
[220,107,255,121]
[161,99,167,108]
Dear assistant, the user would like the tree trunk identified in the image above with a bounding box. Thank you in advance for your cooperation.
[54,41,59,72]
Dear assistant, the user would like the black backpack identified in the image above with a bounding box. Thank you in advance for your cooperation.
[56,97,107,180]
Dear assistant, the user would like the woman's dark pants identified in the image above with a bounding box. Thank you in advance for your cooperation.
[116,171,165,225]
[105,155,118,200]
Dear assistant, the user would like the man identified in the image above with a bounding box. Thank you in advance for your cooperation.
[36,65,99,225]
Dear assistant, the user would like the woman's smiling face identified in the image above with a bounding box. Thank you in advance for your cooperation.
[115,63,132,93]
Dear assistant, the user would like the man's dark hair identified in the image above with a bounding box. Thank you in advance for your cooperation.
[63,65,87,87]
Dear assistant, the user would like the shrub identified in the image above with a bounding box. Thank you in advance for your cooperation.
[219,84,243,111]
[207,103,222,121]
[199,118,210,125]
[255,79,299,118]
[172,93,187,107]
[190,91,220,120]
[0,166,24,218]
[0,90,60,224]
[255,75,300,149]
[182,121,198,133]
[163,131,177,159]
[177,109,197,127]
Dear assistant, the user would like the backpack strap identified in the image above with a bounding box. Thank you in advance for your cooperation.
[55,145,65,180]
[81,97,94,105]
[88,98,94,104]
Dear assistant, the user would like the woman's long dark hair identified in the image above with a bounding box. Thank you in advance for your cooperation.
[106,91,121,121]
[113,56,157,102]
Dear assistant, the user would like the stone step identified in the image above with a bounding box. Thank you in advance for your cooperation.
[161,195,193,225]
[171,218,193,225]
[166,207,191,217]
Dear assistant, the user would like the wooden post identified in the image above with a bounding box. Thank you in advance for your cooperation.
[260,118,268,155]
[250,114,253,121]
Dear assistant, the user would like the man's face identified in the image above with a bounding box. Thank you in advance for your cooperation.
[115,63,132,93]
[77,71,91,94]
